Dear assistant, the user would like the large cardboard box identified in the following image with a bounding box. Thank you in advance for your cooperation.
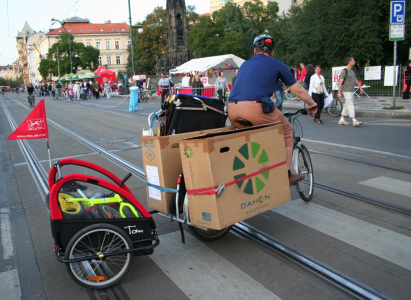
[179,124,291,230]
[141,126,235,214]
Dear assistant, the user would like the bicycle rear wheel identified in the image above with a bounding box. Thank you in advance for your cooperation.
[327,98,343,117]
[295,145,314,202]
[65,224,133,289]
[188,225,232,242]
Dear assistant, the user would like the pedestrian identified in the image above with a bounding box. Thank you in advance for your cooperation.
[68,88,74,101]
[48,83,53,97]
[191,74,204,96]
[105,81,111,99]
[403,60,411,99]
[303,64,314,90]
[93,81,100,99]
[232,69,239,88]
[273,79,286,111]
[158,73,170,104]
[73,81,80,100]
[300,63,307,82]
[215,71,229,101]
[337,57,363,127]
[309,65,328,124]
[228,34,317,186]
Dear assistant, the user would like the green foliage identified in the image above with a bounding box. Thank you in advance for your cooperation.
[188,0,411,67]
[39,33,100,78]
[129,6,167,74]
[0,75,23,87]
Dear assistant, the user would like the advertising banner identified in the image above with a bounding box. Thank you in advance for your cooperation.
[332,66,346,90]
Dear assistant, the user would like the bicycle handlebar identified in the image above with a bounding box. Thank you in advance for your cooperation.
[283,108,308,118]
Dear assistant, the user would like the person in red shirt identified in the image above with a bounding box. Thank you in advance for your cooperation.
[300,63,307,82]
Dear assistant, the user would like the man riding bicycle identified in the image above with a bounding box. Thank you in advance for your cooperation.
[228,34,318,186]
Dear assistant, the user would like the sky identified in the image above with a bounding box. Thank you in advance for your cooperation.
[0,0,211,66]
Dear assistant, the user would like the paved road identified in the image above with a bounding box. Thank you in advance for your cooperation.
[1,93,411,300]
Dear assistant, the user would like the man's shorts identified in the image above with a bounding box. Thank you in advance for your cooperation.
[228,101,293,148]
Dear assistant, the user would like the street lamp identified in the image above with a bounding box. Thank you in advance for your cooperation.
[127,0,143,76]
[51,18,73,73]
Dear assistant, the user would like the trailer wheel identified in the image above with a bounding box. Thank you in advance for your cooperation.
[188,225,232,242]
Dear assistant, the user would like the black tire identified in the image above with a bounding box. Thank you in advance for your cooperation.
[90,207,103,219]
[188,225,232,242]
[65,223,134,289]
[296,145,314,202]
[121,206,137,218]
[327,98,343,117]
[98,204,122,219]
[143,93,148,103]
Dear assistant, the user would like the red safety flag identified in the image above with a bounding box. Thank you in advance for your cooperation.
[7,99,49,140]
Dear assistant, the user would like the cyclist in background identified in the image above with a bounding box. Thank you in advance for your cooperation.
[228,34,317,186]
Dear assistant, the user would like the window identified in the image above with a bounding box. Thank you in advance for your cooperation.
[111,29,115,32]
[127,40,131,45]
[98,56,102,65]
[96,41,101,49]
[105,41,110,50]
[100,29,104,32]
[86,41,91,47]
[121,29,126,31]
[116,56,121,64]
[115,41,119,49]
[89,29,93,32]
[107,57,112,65]
[79,29,83,32]
[221,0,228,3]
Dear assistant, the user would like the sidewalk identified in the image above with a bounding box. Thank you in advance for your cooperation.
[112,93,411,119]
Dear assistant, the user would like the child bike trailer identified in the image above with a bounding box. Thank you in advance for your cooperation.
[48,158,159,289]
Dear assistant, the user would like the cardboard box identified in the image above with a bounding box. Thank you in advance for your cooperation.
[179,124,290,230]
[141,126,235,214]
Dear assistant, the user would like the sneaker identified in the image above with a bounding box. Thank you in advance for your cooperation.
[338,120,350,125]
[289,173,305,186]
[353,121,363,127]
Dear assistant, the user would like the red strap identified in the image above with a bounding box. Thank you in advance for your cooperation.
[187,161,286,196]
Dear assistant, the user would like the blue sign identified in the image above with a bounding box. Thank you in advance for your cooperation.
[391,1,406,24]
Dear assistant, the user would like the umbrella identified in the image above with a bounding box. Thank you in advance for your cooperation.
[76,70,101,80]
[64,73,75,81]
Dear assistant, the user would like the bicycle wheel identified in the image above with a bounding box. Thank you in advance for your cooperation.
[327,98,343,117]
[65,224,133,289]
[143,93,148,103]
[295,145,314,202]
[98,204,122,219]
[188,225,232,242]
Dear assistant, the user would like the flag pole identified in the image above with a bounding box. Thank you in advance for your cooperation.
[47,138,51,169]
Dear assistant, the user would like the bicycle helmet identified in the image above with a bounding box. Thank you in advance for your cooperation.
[253,34,274,51]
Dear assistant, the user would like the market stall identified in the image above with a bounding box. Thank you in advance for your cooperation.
[169,54,245,95]
[93,66,117,84]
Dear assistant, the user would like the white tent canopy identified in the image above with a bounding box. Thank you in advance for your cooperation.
[169,54,245,74]
[169,54,245,87]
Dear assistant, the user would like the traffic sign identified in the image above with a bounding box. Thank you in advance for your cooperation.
[389,24,405,41]
[390,1,406,24]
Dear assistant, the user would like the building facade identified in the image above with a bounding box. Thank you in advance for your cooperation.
[1,62,22,81]
[46,17,130,77]
[210,0,303,15]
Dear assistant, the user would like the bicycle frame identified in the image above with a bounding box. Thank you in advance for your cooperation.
[65,194,140,218]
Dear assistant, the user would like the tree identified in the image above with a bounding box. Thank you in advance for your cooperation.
[39,33,99,78]
[129,6,167,75]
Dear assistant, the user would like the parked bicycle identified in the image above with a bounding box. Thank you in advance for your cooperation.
[138,88,148,103]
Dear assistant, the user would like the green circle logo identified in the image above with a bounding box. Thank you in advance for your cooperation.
[184,146,193,158]
[233,142,269,195]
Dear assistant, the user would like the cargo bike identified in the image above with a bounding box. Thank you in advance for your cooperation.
[47,93,314,289]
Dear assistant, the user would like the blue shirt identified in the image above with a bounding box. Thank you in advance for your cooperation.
[229,54,296,102]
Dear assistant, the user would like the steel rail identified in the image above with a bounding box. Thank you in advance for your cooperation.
[232,222,392,300]
[315,182,411,218]
[309,150,411,175]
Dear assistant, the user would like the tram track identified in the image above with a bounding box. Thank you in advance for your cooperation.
[3,97,402,299]
[231,222,391,300]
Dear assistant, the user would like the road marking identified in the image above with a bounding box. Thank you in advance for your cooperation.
[303,138,411,159]
[359,176,411,198]
[151,231,282,300]
[0,269,21,300]
[273,200,411,270]
[0,208,14,260]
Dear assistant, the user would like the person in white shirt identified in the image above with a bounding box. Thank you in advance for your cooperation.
[308,65,328,124]
[73,82,80,100]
